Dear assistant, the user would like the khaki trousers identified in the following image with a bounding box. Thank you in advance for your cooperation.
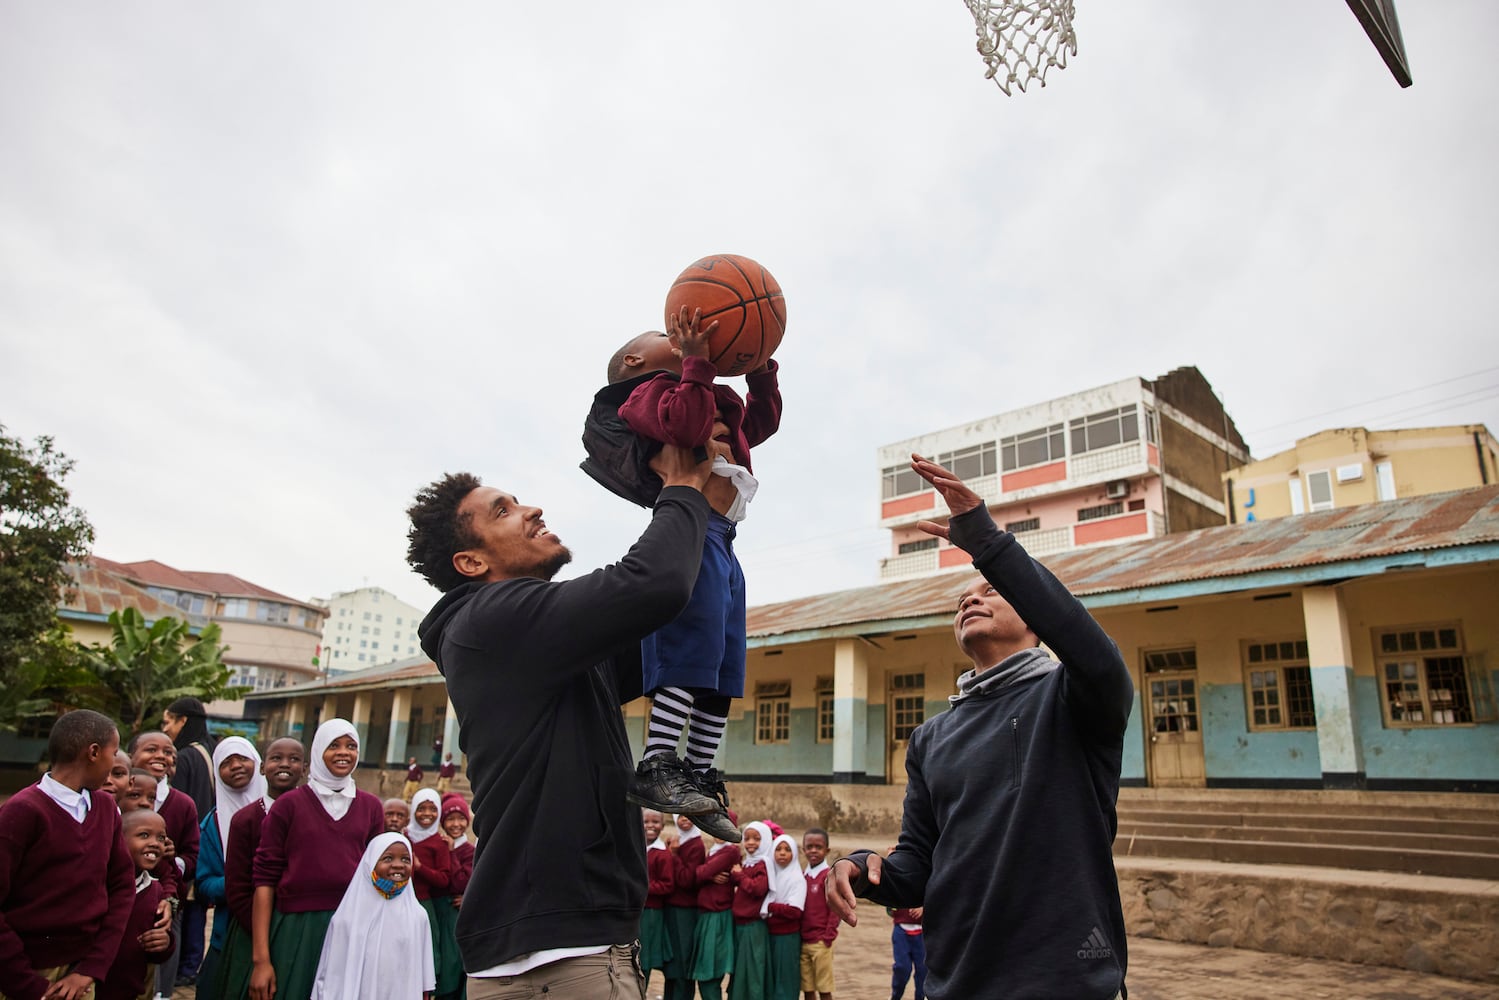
[467,944,644,1000]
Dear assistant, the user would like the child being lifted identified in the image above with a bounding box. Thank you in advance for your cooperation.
[585,306,782,842]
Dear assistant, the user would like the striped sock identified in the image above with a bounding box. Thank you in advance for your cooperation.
[684,695,731,772]
[644,687,695,759]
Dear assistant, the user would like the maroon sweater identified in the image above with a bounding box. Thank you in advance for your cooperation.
[618,356,781,469]
[157,786,200,902]
[252,786,383,913]
[411,834,453,902]
[450,840,474,897]
[644,848,675,910]
[694,846,739,913]
[225,800,268,930]
[729,861,769,925]
[96,876,174,1000]
[765,878,803,937]
[667,836,704,909]
[0,786,135,1000]
[800,867,838,945]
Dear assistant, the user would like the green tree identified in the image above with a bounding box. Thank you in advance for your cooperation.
[0,426,95,730]
[78,609,246,737]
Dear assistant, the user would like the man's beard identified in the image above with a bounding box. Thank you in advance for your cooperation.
[535,546,574,581]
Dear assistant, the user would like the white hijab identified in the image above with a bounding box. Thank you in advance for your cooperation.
[211,737,266,853]
[308,719,359,821]
[311,833,435,1000]
[405,788,443,844]
[763,833,808,918]
[742,821,774,871]
[674,814,702,848]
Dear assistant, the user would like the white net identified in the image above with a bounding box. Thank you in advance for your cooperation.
[965,0,1077,96]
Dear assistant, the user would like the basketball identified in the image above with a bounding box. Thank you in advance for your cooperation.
[664,254,787,376]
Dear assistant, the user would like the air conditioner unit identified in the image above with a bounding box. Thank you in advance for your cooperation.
[1105,480,1129,500]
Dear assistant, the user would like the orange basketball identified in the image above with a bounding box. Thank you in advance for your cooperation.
[664,254,787,376]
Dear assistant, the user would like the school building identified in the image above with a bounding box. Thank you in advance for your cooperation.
[244,485,1499,795]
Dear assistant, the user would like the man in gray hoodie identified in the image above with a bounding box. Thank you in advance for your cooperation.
[827,454,1134,1000]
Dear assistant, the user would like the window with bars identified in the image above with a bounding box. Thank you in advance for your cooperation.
[755,681,791,744]
[1144,648,1197,672]
[890,672,926,742]
[1069,406,1141,455]
[1243,640,1316,730]
[1005,517,1041,533]
[1001,424,1064,471]
[815,676,834,743]
[897,538,939,555]
[1376,625,1493,726]
[882,443,997,499]
[1077,502,1123,522]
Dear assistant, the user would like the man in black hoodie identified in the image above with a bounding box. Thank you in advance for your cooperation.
[407,442,721,999]
[827,455,1134,1000]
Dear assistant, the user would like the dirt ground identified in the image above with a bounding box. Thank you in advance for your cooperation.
[644,896,1499,999]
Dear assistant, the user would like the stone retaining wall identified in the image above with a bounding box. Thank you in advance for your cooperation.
[1117,858,1499,984]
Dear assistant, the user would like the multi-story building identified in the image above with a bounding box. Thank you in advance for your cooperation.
[95,557,327,715]
[1222,424,1499,523]
[877,367,1251,580]
[314,586,426,673]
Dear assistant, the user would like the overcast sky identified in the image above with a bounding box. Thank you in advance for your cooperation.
[3,2,1496,621]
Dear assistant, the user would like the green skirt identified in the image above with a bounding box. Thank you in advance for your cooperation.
[769,931,801,1000]
[727,921,768,1000]
[661,905,700,980]
[196,944,223,1000]
[422,895,466,1000]
[214,920,254,1000]
[267,908,335,1000]
[640,907,674,973]
[689,909,735,981]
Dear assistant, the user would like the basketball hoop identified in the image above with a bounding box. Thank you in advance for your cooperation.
[965,0,1077,96]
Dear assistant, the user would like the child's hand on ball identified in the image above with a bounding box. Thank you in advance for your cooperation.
[666,305,717,360]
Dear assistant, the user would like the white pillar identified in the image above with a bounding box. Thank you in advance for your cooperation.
[1302,587,1366,788]
[387,688,413,767]
[832,638,869,782]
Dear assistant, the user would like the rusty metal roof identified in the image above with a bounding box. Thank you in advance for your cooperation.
[746,486,1499,639]
[60,559,208,627]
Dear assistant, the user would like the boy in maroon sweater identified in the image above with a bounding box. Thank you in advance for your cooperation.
[799,828,838,1000]
[97,809,174,1000]
[603,309,782,842]
[0,709,135,1000]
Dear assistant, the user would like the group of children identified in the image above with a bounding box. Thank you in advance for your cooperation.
[0,711,476,1000]
[637,811,839,1000]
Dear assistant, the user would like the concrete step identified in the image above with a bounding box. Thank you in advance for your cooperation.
[1115,832,1499,880]
[1118,787,1499,821]
[1116,820,1499,855]
[1116,808,1499,839]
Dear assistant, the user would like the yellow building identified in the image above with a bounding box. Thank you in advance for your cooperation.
[1223,424,1498,523]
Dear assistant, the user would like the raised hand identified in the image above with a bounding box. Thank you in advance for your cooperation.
[911,453,983,541]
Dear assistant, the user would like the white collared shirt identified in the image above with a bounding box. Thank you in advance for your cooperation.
[39,773,91,824]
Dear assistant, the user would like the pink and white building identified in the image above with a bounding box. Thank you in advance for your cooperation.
[878,367,1251,580]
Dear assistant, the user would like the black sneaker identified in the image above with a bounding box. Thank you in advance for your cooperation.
[691,806,742,843]
[694,766,731,811]
[627,755,719,815]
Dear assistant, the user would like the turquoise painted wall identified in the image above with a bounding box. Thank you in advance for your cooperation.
[721,707,835,777]
[865,704,887,779]
[1122,691,1146,782]
[1201,682,1321,781]
[1356,675,1499,781]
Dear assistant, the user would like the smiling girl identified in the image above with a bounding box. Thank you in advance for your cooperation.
[194,736,265,1000]
[311,833,435,1000]
[250,719,384,1000]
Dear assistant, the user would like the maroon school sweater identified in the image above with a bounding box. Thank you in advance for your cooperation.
[644,848,675,910]
[617,356,782,469]
[694,846,738,913]
[252,785,383,913]
[95,876,174,1000]
[225,800,268,930]
[729,862,769,926]
[450,840,474,897]
[157,786,200,901]
[411,834,453,902]
[0,786,135,1000]
[799,867,838,945]
[666,837,704,909]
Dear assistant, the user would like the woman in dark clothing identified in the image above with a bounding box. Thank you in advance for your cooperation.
[163,695,219,985]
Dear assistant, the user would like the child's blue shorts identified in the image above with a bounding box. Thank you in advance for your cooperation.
[642,512,746,698]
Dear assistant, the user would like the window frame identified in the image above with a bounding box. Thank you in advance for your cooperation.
[1375,624,1491,727]
[754,681,792,744]
[815,676,834,744]
[1241,639,1317,731]
[1000,423,1065,472]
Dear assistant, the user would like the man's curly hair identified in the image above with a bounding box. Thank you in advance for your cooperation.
[406,472,483,592]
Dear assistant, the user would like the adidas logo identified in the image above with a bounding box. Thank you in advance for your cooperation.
[1076,926,1114,960]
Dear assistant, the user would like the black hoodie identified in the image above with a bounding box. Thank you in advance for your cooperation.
[418,486,709,972]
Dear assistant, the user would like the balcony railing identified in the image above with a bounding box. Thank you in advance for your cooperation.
[1068,441,1146,478]
[879,548,940,580]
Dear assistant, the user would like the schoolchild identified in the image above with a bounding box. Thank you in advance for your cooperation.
[119,769,158,814]
[107,750,133,805]
[407,788,462,1000]
[129,729,199,987]
[662,814,704,1000]
[440,794,472,908]
[727,821,772,1000]
[888,906,926,1000]
[194,736,266,1000]
[250,719,383,1000]
[215,736,305,999]
[798,828,838,1000]
[96,809,175,1000]
[309,832,435,1000]
[0,709,135,1000]
[384,797,411,834]
[592,312,781,841]
[689,812,740,1000]
[639,810,677,981]
[765,834,807,1000]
